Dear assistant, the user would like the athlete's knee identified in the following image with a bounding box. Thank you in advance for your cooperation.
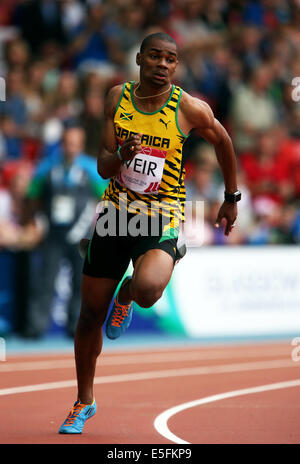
[76,303,106,332]
[131,279,163,308]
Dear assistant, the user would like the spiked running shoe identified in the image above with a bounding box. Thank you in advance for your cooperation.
[106,277,133,340]
[58,399,97,434]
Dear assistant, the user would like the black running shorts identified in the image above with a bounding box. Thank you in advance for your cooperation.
[82,207,179,281]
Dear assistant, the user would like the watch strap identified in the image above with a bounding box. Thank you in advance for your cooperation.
[224,190,241,203]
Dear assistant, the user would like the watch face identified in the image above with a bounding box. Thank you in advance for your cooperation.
[225,191,241,202]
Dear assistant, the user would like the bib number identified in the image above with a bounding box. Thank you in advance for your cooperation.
[117,145,166,194]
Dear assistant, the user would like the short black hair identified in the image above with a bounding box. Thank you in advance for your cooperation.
[140,32,178,54]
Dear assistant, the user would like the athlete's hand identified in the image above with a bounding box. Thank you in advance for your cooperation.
[119,134,142,161]
[214,201,237,236]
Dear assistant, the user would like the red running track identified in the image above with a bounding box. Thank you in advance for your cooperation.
[0,340,300,444]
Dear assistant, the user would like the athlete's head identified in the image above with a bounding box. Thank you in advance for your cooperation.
[136,33,179,86]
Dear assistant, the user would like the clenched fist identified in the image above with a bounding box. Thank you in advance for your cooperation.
[119,134,142,161]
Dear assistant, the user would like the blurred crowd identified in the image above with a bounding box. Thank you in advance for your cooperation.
[0,0,300,335]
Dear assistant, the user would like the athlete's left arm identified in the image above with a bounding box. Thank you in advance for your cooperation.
[180,94,239,236]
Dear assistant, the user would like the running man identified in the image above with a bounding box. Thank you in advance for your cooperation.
[58,32,241,434]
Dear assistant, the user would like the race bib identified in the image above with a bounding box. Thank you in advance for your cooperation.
[116,145,166,194]
[51,195,76,224]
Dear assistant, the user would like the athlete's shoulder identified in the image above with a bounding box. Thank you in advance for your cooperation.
[104,83,125,118]
[179,89,214,130]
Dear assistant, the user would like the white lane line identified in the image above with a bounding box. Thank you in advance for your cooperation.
[154,379,300,444]
[0,347,290,372]
[0,358,296,397]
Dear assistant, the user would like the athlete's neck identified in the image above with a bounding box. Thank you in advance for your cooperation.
[133,81,172,111]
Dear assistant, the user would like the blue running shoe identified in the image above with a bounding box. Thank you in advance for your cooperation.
[106,277,133,340]
[58,399,97,434]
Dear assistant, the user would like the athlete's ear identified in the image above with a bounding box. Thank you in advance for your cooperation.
[136,52,141,66]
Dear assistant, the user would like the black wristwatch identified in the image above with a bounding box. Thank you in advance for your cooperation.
[224,190,241,203]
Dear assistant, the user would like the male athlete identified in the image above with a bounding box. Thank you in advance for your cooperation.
[58,32,241,434]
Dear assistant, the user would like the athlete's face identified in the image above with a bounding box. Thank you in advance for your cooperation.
[137,39,178,86]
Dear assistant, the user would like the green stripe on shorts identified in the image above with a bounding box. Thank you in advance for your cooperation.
[158,226,179,243]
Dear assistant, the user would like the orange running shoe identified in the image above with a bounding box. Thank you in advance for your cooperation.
[58,399,97,434]
[106,277,133,340]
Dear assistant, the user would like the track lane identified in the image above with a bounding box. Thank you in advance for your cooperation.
[156,379,300,444]
[0,341,299,444]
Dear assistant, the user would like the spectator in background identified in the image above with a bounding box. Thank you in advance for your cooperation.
[246,201,298,245]
[80,69,113,97]
[239,128,289,209]
[140,0,164,29]
[185,143,220,202]
[67,0,122,72]
[23,60,48,138]
[0,1,18,27]
[0,68,27,130]
[275,129,300,201]
[184,143,254,246]
[0,64,44,161]
[170,0,212,45]
[114,3,146,58]
[0,114,23,160]
[230,64,278,153]
[169,0,223,97]
[21,126,108,338]
[210,45,236,124]
[269,202,299,244]
[0,159,42,335]
[4,37,30,73]
[39,41,64,95]
[79,90,104,159]
[12,0,66,55]
[184,143,220,246]
[179,44,233,114]
[45,71,82,125]
[0,160,40,250]
[60,0,86,42]
[235,25,263,75]
[200,0,227,31]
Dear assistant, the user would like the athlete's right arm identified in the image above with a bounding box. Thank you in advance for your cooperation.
[97,85,141,179]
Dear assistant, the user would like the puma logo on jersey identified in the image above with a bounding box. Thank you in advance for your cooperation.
[159,118,171,130]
